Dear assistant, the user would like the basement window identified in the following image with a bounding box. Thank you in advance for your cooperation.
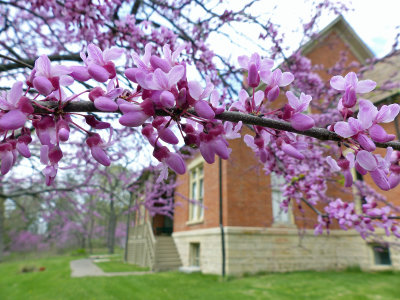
[189,243,200,267]
[372,244,392,265]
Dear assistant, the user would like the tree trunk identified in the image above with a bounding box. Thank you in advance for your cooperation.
[107,199,116,254]
[88,215,94,254]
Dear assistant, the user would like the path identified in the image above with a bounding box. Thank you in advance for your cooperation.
[70,258,153,277]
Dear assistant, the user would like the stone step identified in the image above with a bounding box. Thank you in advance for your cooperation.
[156,256,181,263]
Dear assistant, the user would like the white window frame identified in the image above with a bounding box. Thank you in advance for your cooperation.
[271,172,292,225]
[188,157,205,223]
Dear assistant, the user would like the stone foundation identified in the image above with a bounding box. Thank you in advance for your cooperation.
[173,226,400,275]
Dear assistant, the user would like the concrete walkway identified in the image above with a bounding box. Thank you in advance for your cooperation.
[70,259,153,277]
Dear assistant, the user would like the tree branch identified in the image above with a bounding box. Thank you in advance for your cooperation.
[0,54,81,72]
[32,101,400,150]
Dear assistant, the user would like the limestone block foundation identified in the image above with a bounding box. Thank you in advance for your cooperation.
[173,226,400,275]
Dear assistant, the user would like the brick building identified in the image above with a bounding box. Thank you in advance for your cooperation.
[127,16,400,275]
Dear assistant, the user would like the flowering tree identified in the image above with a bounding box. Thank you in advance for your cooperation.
[1,0,400,258]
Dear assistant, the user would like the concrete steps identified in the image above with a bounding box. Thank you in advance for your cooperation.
[153,236,182,271]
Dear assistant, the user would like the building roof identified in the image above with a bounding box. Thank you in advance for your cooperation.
[301,15,375,63]
[362,50,400,104]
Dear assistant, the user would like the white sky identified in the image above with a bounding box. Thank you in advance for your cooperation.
[208,0,400,62]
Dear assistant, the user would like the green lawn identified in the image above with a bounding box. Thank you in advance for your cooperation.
[95,260,150,272]
[1,255,400,300]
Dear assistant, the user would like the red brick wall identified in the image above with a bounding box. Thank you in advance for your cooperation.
[173,25,395,232]
[173,154,220,232]
[173,127,272,232]
[305,30,361,80]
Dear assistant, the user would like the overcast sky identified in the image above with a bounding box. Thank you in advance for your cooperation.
[208,0,400,62]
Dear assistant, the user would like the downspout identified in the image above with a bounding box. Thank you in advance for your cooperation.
[219,157,226,277]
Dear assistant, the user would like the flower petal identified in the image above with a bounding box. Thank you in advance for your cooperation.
[376,104,400,123]
[254,90,264,107]
[167,65,184,88]
[370,169,390,191]
[279,72,294,86]
[290,113,314,131]
[286,91,300,110]
[94,97,118,112]
[356,80,376,93]
[356,150,377,171]
[87,44,104,65]
[33,76,54,96]
[165,152,186,174]
[330,75,345,90]
[103,47,124,62]
[188,80,203,100]
[238,55,249,69]
[0,110,26,130]
[88,64,109,82]
[334,121,355,138]
[91,146,111,166]
[194,100,215,120]
[119,111,149,127]
[8,81,23,107]
[358,99,376,129]
[1,151,13,175]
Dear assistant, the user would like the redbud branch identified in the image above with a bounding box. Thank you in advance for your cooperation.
[31,101,400,151]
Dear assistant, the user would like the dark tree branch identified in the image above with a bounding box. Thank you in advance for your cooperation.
[32,101,400,150]
[0,54,81,72]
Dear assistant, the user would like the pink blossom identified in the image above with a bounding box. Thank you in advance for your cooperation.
[238,53,274,88]
[285,91,314,131]
[0,81,33,130]
[262,69,294,101]
[31,55,73,96]
[188,77,215,119]
[82,44,124,82]
[330,72,376,108]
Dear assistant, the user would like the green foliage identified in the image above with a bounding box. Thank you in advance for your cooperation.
[70,248,86,256]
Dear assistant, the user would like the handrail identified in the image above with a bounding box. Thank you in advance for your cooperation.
[145,220,156,269]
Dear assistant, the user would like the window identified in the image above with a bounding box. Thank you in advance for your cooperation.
[189,164,204,222]
[189,243,200,267]
[372,244,392,265]
[271,173,291,224]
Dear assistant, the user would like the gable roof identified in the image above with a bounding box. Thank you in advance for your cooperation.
[361,50,400,104]
[301,15,374,63]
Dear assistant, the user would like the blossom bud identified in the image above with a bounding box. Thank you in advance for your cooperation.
[48,146,63,165]
[342,86,357,108]
[369,124,395,143]
[248,63,260,88]
[104,61,116,79]
[70,66,91,81]
[281,142,304,160]
[160,91,175,108]
[88,64,109,82]
[194,100,215,120]
[158,127,179,145]
[356,134,376,152]
[33,76,54,96]
[164,152,186,175]
[89,87,105,102]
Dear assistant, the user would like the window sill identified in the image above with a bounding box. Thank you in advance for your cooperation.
[271,222,296,228]
[186,219,204,226]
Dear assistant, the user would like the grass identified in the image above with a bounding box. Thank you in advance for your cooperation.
[1,255,400,300]
[95,260,150,272]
